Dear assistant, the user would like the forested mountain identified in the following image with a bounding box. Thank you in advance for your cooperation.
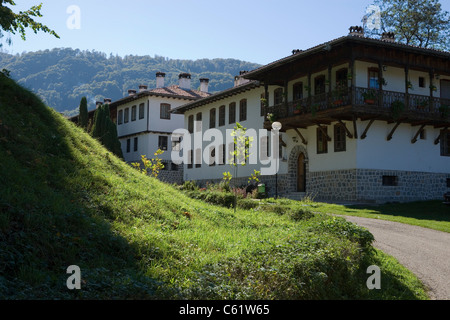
[0,48,261,116]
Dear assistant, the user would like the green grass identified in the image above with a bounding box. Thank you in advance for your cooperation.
[307,200,450,233]
[0,74,428,299]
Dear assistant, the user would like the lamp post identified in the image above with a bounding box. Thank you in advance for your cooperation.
[272,121,282,199]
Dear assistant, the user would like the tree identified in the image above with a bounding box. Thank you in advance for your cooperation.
[0,0,59,46]
[78,96,88,130]
[375,0,450,49]
[91,104,123,158]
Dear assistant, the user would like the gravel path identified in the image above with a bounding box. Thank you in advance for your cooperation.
[341,215,450,300]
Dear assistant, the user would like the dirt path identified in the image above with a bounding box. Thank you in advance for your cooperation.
[341,215,450,300]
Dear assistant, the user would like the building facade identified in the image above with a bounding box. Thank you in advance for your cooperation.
[173,28,450,203]
[110,72,210,183]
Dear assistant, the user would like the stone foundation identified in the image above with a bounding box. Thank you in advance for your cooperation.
[188,169,450,204]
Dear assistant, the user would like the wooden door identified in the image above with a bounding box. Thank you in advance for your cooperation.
[297,153,306,192]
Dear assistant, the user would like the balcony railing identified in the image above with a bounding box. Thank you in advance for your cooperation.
[264,86,450,122]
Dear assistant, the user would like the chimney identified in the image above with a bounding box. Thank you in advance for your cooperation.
[138,85,148,92]
[349,26,364,37]
[178,73,191,90]
[104,98,112,105]
[128,89,137,96]
[199,78,209,93]
[156,72,166,88]
[96,101,103,109]
[234,71,250,87]
[381,32,395,42]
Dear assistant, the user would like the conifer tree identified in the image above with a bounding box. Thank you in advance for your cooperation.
[78,96,88,130]
[91,104,123,158]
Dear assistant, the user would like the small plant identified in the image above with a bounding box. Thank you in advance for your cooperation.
[131,149,165,178]
[362,90,377,104]
[266,113,276,122]
[391,100,405,120]
[407,81,414,90]
[260,97,267,107]
[430,84,437,92]
[248,169,261,185]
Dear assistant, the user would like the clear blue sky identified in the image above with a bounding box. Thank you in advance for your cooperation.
[3,0,450,65]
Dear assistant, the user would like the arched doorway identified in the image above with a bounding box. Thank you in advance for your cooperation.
[297,153,306,192]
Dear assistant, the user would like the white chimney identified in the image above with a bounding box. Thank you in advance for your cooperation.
[156,72,166,88]
[128,89,136,96]
[138,85,148,92]
[96,101,103,109]
[234,71,250,87]
[104,98,112,105]
[178,73,191,90]
[200,78,209,93]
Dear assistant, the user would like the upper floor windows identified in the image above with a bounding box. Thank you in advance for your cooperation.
[124,108,129,123]
[274,88,284,105]
[118,110,123,125]
[229,102,236,124]
[210,108,216,128]
[441,129,450,157]
[139,103,145,119]
[314,75,326,95]
[131,105,137,121]
[188,115,194,133]
[239,99,247,122]
[317,126,328,154]
[196,112,202,132]
[160,103,171,120]
[293,82,303,100]
[336,68,348,87]
[368,68,379,89]
[219,105,226,127]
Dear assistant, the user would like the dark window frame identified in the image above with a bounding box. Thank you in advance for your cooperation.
[441,130,450,157]
[209,108,216,128]
[239,99,247,122]
[139,103,145,119]
[118,110,123,125]
[382,175,398,186]
[124,108,129,123]
[133,137,138,152]
[158,136,168,151]
[160,103,171,120]
[334,124,346,152]
[131,105,137,121]
[219,105,226,127]
[316,126,328,154]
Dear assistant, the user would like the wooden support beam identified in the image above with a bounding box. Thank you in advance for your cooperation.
[316,123,332,141]
[293,128,307,145]
[435,127,448,145]
[411,124,426,144]
[337,120,353,138]
[361,119,375,140]
[353,116,358,139]
[279,136,287,148]
[387,121,402,141]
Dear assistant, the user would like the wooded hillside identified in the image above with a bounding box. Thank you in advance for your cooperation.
[0,48,261,115]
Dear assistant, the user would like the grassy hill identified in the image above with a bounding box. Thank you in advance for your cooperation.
[0,74,427,300]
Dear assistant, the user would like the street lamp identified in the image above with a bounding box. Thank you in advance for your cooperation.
[272,122,282,199]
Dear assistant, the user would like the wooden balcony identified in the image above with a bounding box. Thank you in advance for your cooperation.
[263,86,450,131]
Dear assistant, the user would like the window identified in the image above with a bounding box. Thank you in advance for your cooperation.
[187,150,193,169]
[382,175,398,186]
[131,105,137,121]
[419,77,426,88]
[126,139,131,153]
[209,147,216,166]
[171,162,179,171]
[336,68,348,87]
[293,82,303,100]
[188,115,194,133]
[139,103,145,119]
[274,88,284,105]
[334,124,346,152]
[314,75,326,95]
[317,126,328,154]
[195,148,202,168]
[124,108,129,123]
[219,105,225,126]
[196,112,202,132]
[239,99,247,122]
[160,103,171,120]
[133,137,138,152]
[441,130,450,156]
[219,144,225,165]
[118,110,123,125]
[368,68,379,89]
[260,93,266,116]
[229,102,236,124]
[158,136,168,151]
[209,108,216,128]
[172,136,181,151]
